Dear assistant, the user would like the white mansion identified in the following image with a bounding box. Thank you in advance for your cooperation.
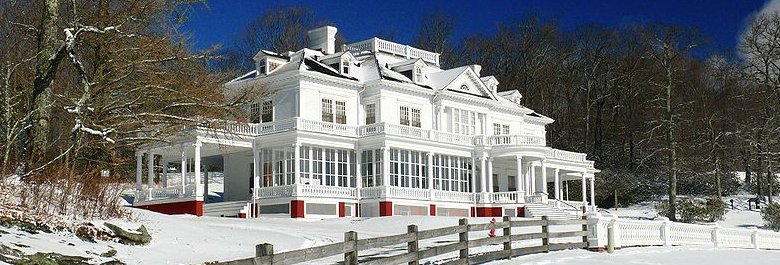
[133,26,599,219]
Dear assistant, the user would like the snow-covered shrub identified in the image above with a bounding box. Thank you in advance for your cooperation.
[762,202,780,231]
[655,197,726,223]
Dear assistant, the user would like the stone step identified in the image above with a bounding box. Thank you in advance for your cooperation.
[203,201,248,217]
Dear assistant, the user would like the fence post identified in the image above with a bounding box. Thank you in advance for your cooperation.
[408,225,419,265]
[459,218,469,263]
[256,243,274,264]
[344,231,358,265]
[711,224,720,248]
[659,217,671,247]
[503,216,512,260]
[607,219,615,254]
[751,227,759,250]
[542,216,550,253]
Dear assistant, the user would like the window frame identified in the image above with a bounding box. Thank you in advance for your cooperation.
[365,103,376,124]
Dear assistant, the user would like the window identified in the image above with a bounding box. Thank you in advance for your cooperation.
[432,154,472,192]
[258,60,266,74]
[460,84,468,91]
[389,148,427,188]
[261,101,273,122]
[453,109,477,135]
[365,104,376,124]
[342,60,350,74]
[400,106,421,127]
[250,103,261,123]
[361,149,383,187]
[322,98,346,124]
[414,67,423,82]
[493,123,509,135]
[300,146,310,183]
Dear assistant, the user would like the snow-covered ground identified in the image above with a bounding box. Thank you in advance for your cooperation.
[488,246,780,265]
[603,195,766,229]
[2,194,778,264]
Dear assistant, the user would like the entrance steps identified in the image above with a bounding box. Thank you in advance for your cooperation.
[203,201,248,217]
[524,203,578,220]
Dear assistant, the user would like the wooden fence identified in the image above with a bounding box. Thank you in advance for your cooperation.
[216,216,588,265]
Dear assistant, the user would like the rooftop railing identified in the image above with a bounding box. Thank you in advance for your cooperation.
[344,38,440,66]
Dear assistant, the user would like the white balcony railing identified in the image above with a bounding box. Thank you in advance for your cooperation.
[491,191,524,203]
[344,38,440,66]
[201,117,586,163]
[135,184,196,203]
[253,184,357,199]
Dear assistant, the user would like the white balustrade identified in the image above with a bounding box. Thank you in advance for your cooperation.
[344,38,440,66]
[253,184,356,199]
[431,190,474,203]
[525,194,548,204]
[135,184,196,203]
[296,118,358,137]
[491,191,520,203]
[587,213,780,250]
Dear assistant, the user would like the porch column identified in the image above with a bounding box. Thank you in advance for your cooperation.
[580,172,587,203]
[540,160,548,194]
[356,149,362,200]
[515,156,523,193]
[470,156,476,193]
[252,141,260,195]
[565,180,570,200]
[162,161,168,188]
[382,146,390,186]
[553,168,560,199]
[293,143,301,185]
[530,162,536,194]
[194,140,203,198]
[147,152,155,189]
[486,157,494,193]
[180,149,187,194]
[479,156,487,193]
[589,174,596,208]
[259,148,266,187]
[135,152,143,191]
[427,152,434,193]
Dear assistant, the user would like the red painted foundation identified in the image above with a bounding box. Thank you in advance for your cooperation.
[517,206,525,217]
[379,201,393,216]
[338,202,346,217]
[136,200,203,216]
[429,204,436,216]
[471,207,476,217]
[290,200,305,218]
[475,207,503,217]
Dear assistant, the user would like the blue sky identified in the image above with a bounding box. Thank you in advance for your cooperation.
[183,0,769,53]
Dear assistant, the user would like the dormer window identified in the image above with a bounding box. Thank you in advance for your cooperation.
[342,60,350,75]
[257,59,266,75]
[414,67,423,83]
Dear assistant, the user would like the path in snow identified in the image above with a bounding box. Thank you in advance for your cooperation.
[486,246,780,265]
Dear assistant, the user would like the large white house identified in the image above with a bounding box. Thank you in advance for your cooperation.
[132,26,599,219]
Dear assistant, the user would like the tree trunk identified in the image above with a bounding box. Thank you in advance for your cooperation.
[715,158,722,199]
[665,63,678,222]
[24,0,64,166]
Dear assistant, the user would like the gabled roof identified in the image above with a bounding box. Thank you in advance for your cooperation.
[388,58,425,69]
[429,66,496,100]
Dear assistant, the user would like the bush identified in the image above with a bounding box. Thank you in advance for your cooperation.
[762,202,780,231]
[655,197,727,223]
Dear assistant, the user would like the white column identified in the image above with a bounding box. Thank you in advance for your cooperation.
[293,143,301,185]
[135,152,143,191]
[541,160,548,195]
[427,152,434,192]
[252,142,260,193]
[180,149,187,194]
[147,152,155,189]
[470,156,476,193]
[580,172,587,203]
[589,175,596,207]
[355,149,362,200]
[382,147,390,186]
[530,162,536,194]
[554,169,560,200]
[194,140,203,198]
[515,156,523,193]
[162,161,168,188]
[479,156,487,193]
[487,157,494,193]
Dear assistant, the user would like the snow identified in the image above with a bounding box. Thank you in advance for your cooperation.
[604,195,768,229]
[486,246,780,265]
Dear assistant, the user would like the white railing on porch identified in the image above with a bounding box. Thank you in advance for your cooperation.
[253,184,357,199]
[431,189,473,203]
[135,184,196,203]
[473,135,546,146]
[489,191,525,203]
[588,213,780,250]
[344,38,440,66]
[524,194,548,204]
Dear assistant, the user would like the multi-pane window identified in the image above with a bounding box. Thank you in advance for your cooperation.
[361,149,383,187]
[272,149,294,186]
[302,146,353,187]
[389,149,428,188]
[414,67,423,82]
[262,101,273,122]
[322,98,346,124]
[400,106,421,127]
[493,123,509,135]
[432,154,472,192]
[250,103,261,123]
[258,60,266,74]
[453,109,477,135]
[342,60,350,74]
[365,104,376,124]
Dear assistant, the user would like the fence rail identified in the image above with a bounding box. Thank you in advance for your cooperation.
[216,216,587,265]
